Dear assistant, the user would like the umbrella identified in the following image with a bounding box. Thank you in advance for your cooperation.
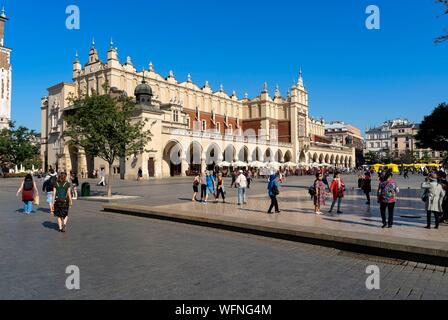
[266,162,281,169]
[249,161,266,168]
[231,161,248,168]
[217,161,231,167]
[283,161,297,167]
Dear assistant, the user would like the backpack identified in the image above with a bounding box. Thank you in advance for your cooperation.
[308,186,316,197]
[46,176,57,192]
[23,179,33,191]
[55,182,69,201]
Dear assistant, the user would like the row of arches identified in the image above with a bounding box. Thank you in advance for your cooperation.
[297,151,353,167]
[163,140,293,176]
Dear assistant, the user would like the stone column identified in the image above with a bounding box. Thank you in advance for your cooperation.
[181,158,189,177]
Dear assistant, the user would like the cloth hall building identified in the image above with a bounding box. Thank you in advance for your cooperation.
[40,42,355,179]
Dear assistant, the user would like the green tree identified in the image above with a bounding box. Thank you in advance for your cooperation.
[415,103,448,151]
[364,151,380,165]
[398,150,416,164]
[435,0,448,43]
[380,149,392,164]
[0,122,41,170]
[64,90,152,198]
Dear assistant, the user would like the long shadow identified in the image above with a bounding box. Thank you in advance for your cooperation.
[42,221,59,232]
[37,207,51,214]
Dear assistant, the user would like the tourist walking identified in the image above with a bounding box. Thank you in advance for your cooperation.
[377,172,399,228]
[137,168,143,181]
[246,170,252,189]
[421,173,446,229]
[329,172,345,214]
[313,173,327,215]
[361,171,372,205]
[267,174,280,214]
[204,171,215,204]
[70,171,79,200]
[97,168,106,186]
[235,170,248,205]
[192,173,200,202]
[42,168,57,214]
[16,174,39,215]
[52,172,73,233]
[230,170,237,188]
[200,171,207,202]
[215,173,226,203]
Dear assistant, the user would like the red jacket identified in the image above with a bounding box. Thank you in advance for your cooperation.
[330,178,345,200]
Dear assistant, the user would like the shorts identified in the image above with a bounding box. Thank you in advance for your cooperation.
[46,192,53,205]
[54,199,69,219]
[193,185,199,193]
[206,187,214,196]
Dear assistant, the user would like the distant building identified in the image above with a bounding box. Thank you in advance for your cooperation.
[325,121,365,166]
[366,119,443,162]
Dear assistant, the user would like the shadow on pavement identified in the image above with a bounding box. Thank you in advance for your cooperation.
[42,221,59,232]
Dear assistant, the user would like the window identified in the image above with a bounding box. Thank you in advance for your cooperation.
[406,143,410,149]
[186,117,191,129]
[395,144,399,149]
[173,110,179,123]
[216,122,221,133]
[228,124,233,135]
[201,120,207,131]
[370,143,374,148]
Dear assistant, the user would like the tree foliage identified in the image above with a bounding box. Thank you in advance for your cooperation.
[0,122,41,170]
[415,103,448,151]
[364,151,380,165]
[64,90,152,197]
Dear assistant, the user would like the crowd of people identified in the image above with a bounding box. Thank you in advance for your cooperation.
[13,162,448,233]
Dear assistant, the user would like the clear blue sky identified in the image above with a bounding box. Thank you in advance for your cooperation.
[5,0,448,133]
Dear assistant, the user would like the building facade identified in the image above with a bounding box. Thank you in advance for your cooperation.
[0,7,11,130]
[366,119,443,162]
[41,41,355,179]
[325,121,364,166]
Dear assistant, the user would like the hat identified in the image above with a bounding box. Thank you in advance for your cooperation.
[429,173,438,181]
[239,170,243,174]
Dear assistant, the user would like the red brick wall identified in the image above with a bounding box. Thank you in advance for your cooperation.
[278,120,291,143]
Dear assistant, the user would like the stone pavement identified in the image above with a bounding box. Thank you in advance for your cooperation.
[2,174,448,299]
[104,176,448,264]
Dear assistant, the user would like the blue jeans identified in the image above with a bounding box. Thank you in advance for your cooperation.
[23,201,33,214]
[238,188,247,204]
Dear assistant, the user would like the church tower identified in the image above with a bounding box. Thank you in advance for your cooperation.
[0,6,11,130]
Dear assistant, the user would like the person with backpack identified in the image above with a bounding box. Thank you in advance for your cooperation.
[313,173,327,215]
[421,173,445,229]
[192,173,200,202]
[52,172,73,233]
[377,172,399,228]
[42,169,57,214]
[329,172,345,214]
[16,174,39,215]
[267,174,280,214]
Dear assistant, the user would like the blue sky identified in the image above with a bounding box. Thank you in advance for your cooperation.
[5,0,448,133]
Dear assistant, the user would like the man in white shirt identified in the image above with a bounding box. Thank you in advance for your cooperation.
[235,170,248,205]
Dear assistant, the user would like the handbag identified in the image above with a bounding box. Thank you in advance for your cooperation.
[272,185,280,196]
[33,194,40,206]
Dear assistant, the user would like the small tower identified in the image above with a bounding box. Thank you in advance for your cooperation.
[0,6,11,129]
[134,71,153,107]
[87,38,99,65]
[73,50,81,78]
